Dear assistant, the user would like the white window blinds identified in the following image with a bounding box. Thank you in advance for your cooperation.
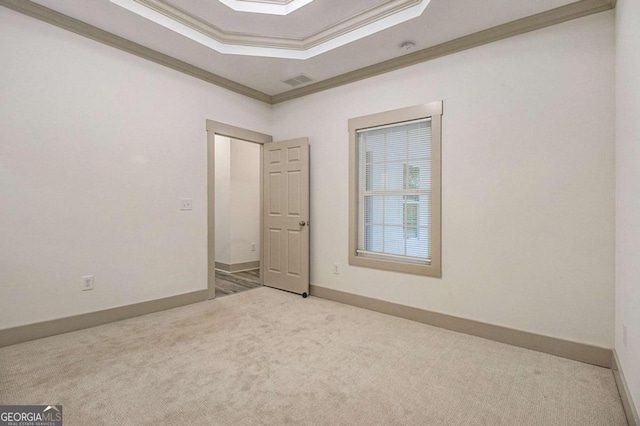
[356,118,432,264]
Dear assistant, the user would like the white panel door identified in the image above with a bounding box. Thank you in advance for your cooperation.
[263,138,310,296]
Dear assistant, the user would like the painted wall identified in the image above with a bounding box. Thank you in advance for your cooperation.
[0,7,271,329]
[272,12,616,347]
[229,140,261,265]
[214,136,232,265]
[214,137,261,266]
[615,0,640,413]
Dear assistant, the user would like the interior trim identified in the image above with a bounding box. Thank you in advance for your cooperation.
[215,260,261,272]
[0,0,616,105]
[0,0,271,104]
[613,350,640,426]
[115,0,428,59]
[217,0,311,16]
[348,102,442,277]
[206,120,273,142]
[0,290,208,348]
[238,0,295,4]
[310,285,613,368]
[0,0,615,105]
[206,120,273,299]
[271,0,616,104]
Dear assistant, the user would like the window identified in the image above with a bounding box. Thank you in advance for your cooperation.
[403,163,420,239]
[349,102,442,277]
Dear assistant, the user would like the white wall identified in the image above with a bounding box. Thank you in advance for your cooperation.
[272,12,616,347]
[615,0,640,412]
[0,7,271,329]
[229,140,261,265]
[214,137,261,266]
[215,136,232,264]
[0,4,619,352]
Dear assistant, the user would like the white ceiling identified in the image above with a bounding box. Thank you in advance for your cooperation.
[109,0,434,59]
[30,0,577,96]
[174,0,389,37]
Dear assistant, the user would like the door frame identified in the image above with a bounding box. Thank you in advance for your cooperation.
[206,120,273,299]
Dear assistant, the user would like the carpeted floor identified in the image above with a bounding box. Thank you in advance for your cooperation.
[0,287,627,425]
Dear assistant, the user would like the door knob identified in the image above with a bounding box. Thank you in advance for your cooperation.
[299,221,307,226]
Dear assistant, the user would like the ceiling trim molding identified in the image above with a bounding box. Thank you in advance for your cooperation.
[0,0,616,106]
[138,0,423,49]
[217,0,313,15]
[239,0,293,4]
[133,0,302,49]
[237,0,294,4]
[0,0,272,104]
[271,0,616,104]
[111,0,430,59]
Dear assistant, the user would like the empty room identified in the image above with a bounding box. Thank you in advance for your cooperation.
[0,0,638,425]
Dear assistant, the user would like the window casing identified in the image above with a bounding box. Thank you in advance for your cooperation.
[349,102,442,277]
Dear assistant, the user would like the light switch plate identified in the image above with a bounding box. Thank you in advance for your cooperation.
[82,275,94,291]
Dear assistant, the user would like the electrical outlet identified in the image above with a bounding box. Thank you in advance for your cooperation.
[333,263,340,274]
[180,198,193,210]
[82,275,94,291]
[623,323,628,348]
[251,243,256,252]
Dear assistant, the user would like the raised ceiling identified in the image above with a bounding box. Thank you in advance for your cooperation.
[5,0,613,101]
[216,0,316,15]
[110,0,433,58]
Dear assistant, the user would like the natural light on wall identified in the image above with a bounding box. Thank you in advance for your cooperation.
[109,0,432,59]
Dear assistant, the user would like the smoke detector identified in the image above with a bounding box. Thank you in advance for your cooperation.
[400,41,416,52]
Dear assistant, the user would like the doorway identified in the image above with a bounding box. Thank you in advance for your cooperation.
[206,120,272,299]
[213,135,261,298]
[206,120,310,299]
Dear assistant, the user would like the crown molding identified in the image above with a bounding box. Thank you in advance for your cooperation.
[136,0,301,49]
[0,0,272,103]
[218,0,311,15]
[0,0,616,106]
[238,0,295,4]
[271,0,616,104]
[112,0,429,59]
[139,0,422,49]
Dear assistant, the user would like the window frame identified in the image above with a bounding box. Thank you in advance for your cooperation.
[348,101,442,277]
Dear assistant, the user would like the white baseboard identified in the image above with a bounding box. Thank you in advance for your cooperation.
[310,285,612,368]
[0,290,208,347]
[215,261,260,273]
[613,350,640,426]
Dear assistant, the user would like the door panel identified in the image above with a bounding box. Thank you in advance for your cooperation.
[268,229,281,273]
[287,230,301,276]
[263,138,309,295]
[287,171,301,215]
[269,172,282,214]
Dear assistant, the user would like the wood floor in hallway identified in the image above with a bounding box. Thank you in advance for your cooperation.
[215,268,261,298]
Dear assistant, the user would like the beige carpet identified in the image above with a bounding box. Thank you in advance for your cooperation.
[0,287,627,425]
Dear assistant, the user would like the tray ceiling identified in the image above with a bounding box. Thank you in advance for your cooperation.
[14,0,600,98]
[110,0,432,59]
[217,0,314,15]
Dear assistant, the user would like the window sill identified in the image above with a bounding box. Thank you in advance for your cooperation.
[349,254,441,277]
